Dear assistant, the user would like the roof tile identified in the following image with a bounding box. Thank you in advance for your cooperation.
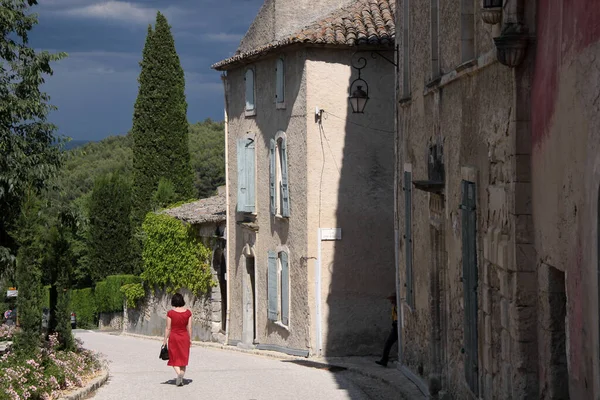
[212,0,395,70]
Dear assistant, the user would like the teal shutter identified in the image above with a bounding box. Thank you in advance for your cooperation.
[237,139,247,212]
[245,69,255,111]
[267,251,278,321]
[280,251,289,325]
[237,138,255,213]
[270,139,276,215]
[276,58,285,103]
[280,138,290,217]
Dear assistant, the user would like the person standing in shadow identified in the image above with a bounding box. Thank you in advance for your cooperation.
[376,293,398,367]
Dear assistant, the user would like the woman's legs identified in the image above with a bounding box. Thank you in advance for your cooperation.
[180,366,186,377]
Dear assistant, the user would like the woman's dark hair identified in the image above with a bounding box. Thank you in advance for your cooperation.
[171,293,185,307]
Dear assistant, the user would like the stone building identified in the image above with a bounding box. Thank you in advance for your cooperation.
[124,189,227,343]
[212,0,397,357]
[394,0,600,399]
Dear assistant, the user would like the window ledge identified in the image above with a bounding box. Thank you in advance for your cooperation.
[245,109,257,117]
[424,49,497,96]
[276,102,286,110]
[398,96,412,107]
[273,321,290,331]
[274,213,289,220]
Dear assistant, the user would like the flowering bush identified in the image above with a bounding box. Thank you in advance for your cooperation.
[0,325,15,342]
[0,334,104,400]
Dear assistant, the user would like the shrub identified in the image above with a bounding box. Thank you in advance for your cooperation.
[120,283,146,308]
[70,288,96,328]
[94,275,141,313]
[141,213,214,295]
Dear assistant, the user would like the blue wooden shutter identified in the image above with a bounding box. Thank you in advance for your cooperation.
[461,180,479,396]
[269,139,276,215]
[276,58,285,103]
[404,171,413,308]
[245,69,255,111]
[237,139,247,212]
[280,138,290,217]
[280,251,289,325]
[267,250,278,321]
[245,140,255,213]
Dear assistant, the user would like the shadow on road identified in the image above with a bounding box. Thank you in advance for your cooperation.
[161,379,194,386]
[281,359,348,373]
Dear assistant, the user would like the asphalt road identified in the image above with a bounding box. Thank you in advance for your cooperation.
[77,331,400,400]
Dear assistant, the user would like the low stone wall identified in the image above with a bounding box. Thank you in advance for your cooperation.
[123,287,225,343]
[98,312,123,331]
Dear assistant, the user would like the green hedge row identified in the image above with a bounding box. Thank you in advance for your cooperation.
[94,275,142,313]
[71,288,96,328]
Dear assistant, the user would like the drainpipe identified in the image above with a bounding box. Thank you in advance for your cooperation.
[315,229,323,357]
[222,72,231,345]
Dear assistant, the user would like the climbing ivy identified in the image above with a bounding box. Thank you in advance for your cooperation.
[120,283,145,308]
[141,213,214,295]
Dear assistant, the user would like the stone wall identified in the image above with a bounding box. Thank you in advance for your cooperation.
[98,312,123,331]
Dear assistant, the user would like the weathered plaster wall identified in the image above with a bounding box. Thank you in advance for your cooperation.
[532,1,600,397]
[305,48,396,357]
[98,312,123,331]
[225,49,311,353]
[395,0,536,398]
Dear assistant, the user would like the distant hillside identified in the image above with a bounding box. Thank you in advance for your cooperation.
[63,139,92,151]
[57,120,225,204]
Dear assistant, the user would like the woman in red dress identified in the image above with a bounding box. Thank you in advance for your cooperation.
[163,293,192,386]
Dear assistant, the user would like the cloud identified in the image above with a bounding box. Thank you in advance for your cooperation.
[62,1,180,24]
[203,33,243,43]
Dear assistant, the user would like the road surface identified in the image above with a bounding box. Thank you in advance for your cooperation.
[76,331,400,400]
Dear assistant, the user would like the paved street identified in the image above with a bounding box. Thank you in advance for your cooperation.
[77,331,401,400]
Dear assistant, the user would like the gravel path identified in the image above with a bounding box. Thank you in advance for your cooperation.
[77,331,400,400]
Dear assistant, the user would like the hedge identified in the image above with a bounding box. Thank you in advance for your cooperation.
[71,288,96,328]
[95,275,142,313]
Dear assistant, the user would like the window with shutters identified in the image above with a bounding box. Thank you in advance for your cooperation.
[270,132,289,217]
[237,137,255,213]
[267,249,290,326]
[275,57,285,109]
[245,68,256,116]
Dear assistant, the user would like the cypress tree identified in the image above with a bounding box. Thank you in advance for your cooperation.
[87,173,133,281]
[131,12,194,226]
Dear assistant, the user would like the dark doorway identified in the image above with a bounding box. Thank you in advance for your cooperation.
[242,255,256,345]
[219,252,227,332]
[547,266,569,399]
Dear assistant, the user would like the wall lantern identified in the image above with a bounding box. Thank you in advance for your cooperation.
[494,22,528,67]
[481,0,502,25]
[348,57,369,114]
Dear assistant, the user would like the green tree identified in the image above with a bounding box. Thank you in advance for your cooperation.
[131,12,194,226]
[152,178,178,210]
[0,0,67,277]
[189,120,226,198]
[87,173,133,281]
[13,193,45,356]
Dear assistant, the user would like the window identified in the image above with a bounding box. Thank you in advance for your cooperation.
[270,133,290,217]
[236,137,255,213]
[245,68,255,113]
[267,250,289,326]
[430,0,440,78]
[460,0,475,62]
[275,57,285,107]
[404,170,414,308]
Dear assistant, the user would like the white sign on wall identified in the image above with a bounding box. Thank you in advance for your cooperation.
[320,228,342,241]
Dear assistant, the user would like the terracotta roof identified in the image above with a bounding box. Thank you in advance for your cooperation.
[212,0,395,70]
[163,189,226,225]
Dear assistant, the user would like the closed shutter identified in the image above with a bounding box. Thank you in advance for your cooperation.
[280,251,289,325]
[270,139,276,215]
[404,171,413,308]
[237,139,247,212]
[276,58,285,103]
[280,138,290,217]
[267,250,278,321]
[245,140,255,212]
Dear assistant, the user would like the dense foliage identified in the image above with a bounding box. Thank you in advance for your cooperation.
[87,173,134,280]
[0,334,103,400]
[120,283,145,308]
[189,120,226,198]
[70,288,96,328]
[131,12,194,226]
[141,213,213,295]
[94,275,141,313]
[0,0,66,277]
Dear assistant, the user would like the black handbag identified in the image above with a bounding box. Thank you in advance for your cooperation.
[159,344,169,360]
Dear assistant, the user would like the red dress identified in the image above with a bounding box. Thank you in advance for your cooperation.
[167,309,192,366]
